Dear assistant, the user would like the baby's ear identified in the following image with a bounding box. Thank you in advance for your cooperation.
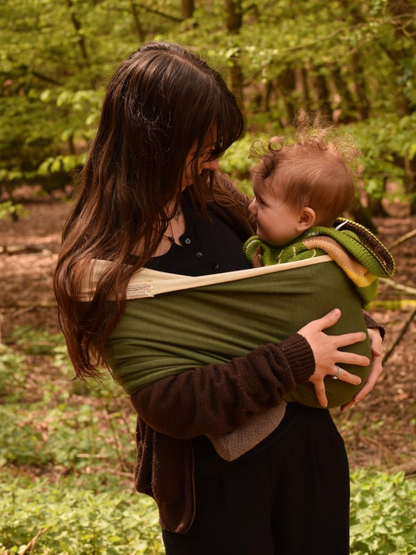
[297,207,316,232]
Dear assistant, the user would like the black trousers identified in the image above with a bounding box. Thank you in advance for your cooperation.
[162,406,350,555]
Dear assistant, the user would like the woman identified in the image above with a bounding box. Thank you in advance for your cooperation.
[54,42,383,554]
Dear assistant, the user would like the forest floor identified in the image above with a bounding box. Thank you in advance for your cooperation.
[1,187,416,476]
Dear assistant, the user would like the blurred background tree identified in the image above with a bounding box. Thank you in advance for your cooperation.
[1,0,415,220]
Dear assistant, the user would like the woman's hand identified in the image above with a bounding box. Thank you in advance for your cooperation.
[298,309,369,408]
[340,328,383,412]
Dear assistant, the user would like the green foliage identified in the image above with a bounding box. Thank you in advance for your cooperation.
[0,202,29,220]
[0,343,27,399]
[220,134,256,180]
[347,114,416,202]
[12,326,64,356]
[0,472,163,554]
[1,329,416,552]
[0,467,415,554]
[350,471,416,554]
[0,401,136,469]
[1,329,135,470]
[1,0,415,211]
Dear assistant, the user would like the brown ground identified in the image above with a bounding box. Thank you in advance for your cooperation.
[1,188,415,472]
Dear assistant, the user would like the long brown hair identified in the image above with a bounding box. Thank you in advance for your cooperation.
[54,42,245,379]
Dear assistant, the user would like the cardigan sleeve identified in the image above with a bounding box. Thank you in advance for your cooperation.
[130,333,315,440]
[363,310,385,340]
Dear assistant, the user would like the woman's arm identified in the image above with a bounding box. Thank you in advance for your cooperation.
[131,309,367,439]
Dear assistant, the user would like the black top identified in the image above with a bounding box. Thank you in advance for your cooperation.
[146,207,252,276]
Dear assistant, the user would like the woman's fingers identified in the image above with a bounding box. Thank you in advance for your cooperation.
[368,328,383,357]
[310,376,328,408]
[310,365,362,409]
[335,351,370,367]
[333,366,361,386]
[302,308,341,333]
[299,308,371,408]
[332,331,367,349]
[341,349,383,412]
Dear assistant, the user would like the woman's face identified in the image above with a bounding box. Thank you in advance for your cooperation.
[182,130,219,190]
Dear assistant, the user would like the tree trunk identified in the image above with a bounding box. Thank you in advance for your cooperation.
[386,0,416,212]
[350,200,378,234]
[338,0,370,120]
[66,0,90,65]
[225,0,244,105]
[264,80,273,112]
[225,0,242,33]
[181,0,195,19]
[130,1,146,41]
[331,66,356,122]
[312,69,332,120]
[298,67,312,112]
[405,155,416,215]
[350,53,370,120]
[384,0,415,116]
[276,67,297,124]
[368,178,389,217]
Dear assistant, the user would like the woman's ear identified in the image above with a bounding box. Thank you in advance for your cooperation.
[296,207,316,232]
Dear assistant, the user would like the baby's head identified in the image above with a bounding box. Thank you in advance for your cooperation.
[249,129,360,246]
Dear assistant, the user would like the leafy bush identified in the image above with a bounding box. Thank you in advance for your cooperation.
[0,343,27,400]
[0,472,163,554]
[2,332,416,553]
[350,471,416,554]
[0,401,136,470]
[0,202,29,220]
[0,469,415,554]
[1,330,135,470]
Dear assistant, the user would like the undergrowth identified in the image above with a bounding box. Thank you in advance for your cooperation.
[1,327,415,554]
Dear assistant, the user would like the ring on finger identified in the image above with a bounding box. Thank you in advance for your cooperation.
[333,366,342,380]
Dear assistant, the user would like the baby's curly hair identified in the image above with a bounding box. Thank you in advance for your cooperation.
[251,119,362,226]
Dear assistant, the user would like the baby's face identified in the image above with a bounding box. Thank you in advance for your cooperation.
[248,176,303,246]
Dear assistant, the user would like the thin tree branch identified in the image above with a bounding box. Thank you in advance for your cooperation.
[133,2,183,22]
[20,528,49,555]
[130,0,146,41]
[31,71,63,86]
[384,305,416,363]
[6,56,64,86]
[389,459,416,476]
[66,0,90,65]
[269,29,345,55]
[388,228,416,250]
[380,278,416,296]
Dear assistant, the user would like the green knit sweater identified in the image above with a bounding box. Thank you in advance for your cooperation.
[243,219,395,309]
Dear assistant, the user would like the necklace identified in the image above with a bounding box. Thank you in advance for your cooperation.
[164,228,175,243]
[163,206,182,243]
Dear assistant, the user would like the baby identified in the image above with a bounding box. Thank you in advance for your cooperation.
[209,129,395,461]
[244,130,394,309]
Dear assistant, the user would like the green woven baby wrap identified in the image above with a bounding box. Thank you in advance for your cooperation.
[102,257,371,409]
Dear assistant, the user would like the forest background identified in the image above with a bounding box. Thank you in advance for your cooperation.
[1,0,416,554]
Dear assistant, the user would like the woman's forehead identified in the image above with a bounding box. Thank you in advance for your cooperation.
[203,125,218,146]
